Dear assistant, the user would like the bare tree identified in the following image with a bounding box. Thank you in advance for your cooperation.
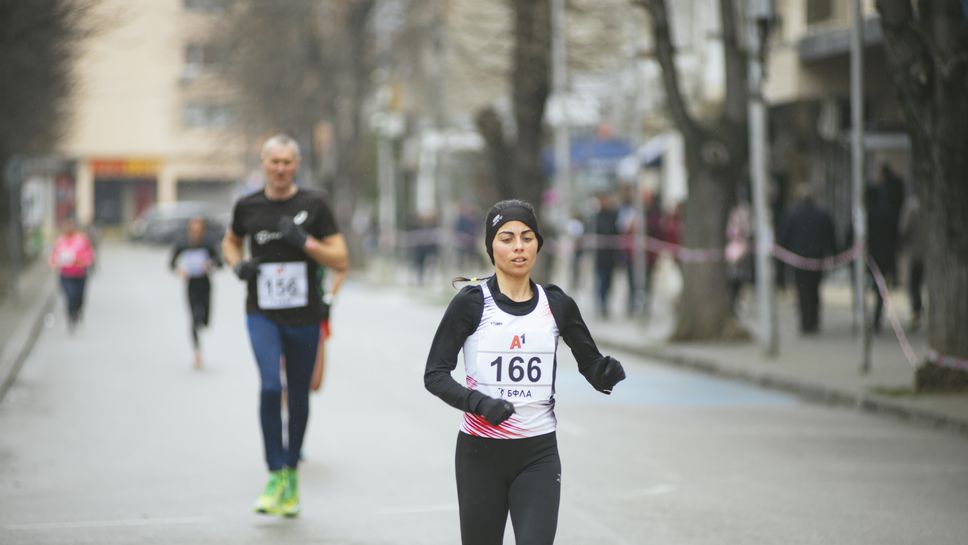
[0,0,91,291]
[215,0,378,228]
[877,0,968,388]
[475,0,551,209]
[633,0,749,340]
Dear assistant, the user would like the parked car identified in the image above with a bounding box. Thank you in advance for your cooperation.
[128,201,228,245]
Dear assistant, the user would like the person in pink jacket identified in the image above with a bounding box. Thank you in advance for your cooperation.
[49,218,95,330]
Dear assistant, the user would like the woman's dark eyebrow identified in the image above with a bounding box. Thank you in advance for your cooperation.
[497,229,535,236]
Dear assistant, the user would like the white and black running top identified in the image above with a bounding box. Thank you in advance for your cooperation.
[170,240,221,279]
[425,276,617,439]
[230,188,339,326]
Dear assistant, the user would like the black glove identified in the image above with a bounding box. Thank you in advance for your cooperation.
[476,396,515,426]
[598,356,626,394]
[233,259,260,282]
[277,216,308,249]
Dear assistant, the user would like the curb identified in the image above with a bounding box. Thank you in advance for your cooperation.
[596,337,968,436]
[0,279,56,405]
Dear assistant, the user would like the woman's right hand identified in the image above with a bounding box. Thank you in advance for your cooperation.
[477,397,515,426]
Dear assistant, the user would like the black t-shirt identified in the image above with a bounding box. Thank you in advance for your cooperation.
[424,276,613,414]
[230,187,339,325]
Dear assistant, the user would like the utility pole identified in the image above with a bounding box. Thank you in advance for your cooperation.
[550,0,572,286]
[432,0,455,279]
[747,0,778,356]
[851,0,870,373]
[626,20,648,318]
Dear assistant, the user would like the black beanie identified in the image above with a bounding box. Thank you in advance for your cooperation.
[484,200,544,264]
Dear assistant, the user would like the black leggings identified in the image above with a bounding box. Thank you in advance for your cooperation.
[187,277,211,348]
[455,431,561,545]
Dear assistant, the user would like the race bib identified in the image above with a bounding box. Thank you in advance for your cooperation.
[474,329,556,403]
[177,249,209,277]
[256,262,308,309]
[56,249,77,266]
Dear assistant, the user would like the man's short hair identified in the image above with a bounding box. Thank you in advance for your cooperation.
[261,133,301,159]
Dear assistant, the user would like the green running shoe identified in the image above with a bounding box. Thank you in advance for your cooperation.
[279,467,301,518]
[253,469,286,514]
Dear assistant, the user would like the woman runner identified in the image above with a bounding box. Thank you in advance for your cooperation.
[170,216,222,369]
[49,218,95,332]
[424,199,626,545]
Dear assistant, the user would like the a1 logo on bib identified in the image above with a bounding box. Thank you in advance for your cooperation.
[509,334,527,350]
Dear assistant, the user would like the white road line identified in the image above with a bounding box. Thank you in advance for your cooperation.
[6,516,212,531]
[375,503,458,515]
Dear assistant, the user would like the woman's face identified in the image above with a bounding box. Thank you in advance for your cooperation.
[187,218,205,242]
[491,220,538,279]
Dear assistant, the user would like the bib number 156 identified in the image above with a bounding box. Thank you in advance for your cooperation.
[490,356,542,383]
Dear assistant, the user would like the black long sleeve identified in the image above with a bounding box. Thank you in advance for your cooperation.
[170,241,222,271]
[544,285,619,393]
[423,285,489,413]
[169,242,186,271]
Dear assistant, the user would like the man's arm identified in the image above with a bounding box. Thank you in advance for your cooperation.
[304,233,349,272]
[222,229,244,269]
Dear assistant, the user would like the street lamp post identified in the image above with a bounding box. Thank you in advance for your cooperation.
[747,0,778,357]
[851,0,870,373]
[551,0,572,286]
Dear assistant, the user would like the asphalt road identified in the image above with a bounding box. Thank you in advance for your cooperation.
[1,242,966,544]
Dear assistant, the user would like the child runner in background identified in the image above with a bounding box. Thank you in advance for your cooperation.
[170,216,222,369]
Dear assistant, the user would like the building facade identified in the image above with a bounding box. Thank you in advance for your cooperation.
[765,0,909,237]
[61,0,246,229]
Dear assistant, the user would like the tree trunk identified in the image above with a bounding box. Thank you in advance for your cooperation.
[510,0,551,209]
[475,107,515,199]
[877,0,968,389]
[671,162,747,340]
[637,0,749,340]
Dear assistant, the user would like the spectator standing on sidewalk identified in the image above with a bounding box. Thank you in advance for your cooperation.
[592,192,620,319]
[48,218,95,332]
[780,184,837,334]
[725,198,753,312]
[900,193,925,331]
[424,198,626,545]
[222,133,348,517]
[170,216,222,369]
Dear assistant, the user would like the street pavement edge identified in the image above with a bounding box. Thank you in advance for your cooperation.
[0,262,56,405]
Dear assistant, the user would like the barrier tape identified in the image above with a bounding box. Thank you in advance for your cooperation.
[771,244,861,272]
[577,234,723,263]
[925,350,968,371]
[395,227,962,372]
[866,256,920,370]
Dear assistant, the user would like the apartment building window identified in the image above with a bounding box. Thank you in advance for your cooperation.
[184,0,230,12]
[806,0,833,24]
[182,42,225,82]
[183,102,236,128]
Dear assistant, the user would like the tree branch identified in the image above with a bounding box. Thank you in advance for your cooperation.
[876,0,934,144]
[634,0,703,144]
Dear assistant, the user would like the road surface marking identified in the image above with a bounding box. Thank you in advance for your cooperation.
[6,516,212,531]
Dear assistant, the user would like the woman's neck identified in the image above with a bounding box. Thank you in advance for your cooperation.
[494,272,533,302]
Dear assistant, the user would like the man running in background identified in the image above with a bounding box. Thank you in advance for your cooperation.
[222,133,348,517]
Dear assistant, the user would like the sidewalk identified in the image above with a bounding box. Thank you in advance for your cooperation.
[0,257,57,403]
[582,277,968,435]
